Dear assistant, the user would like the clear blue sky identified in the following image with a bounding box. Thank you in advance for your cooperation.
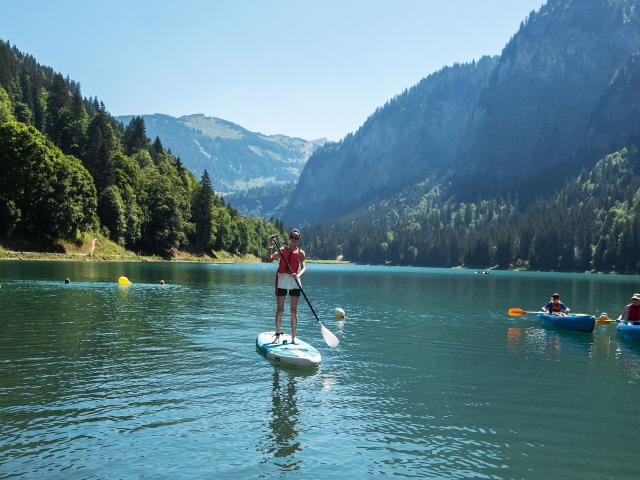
[1,0,542,140]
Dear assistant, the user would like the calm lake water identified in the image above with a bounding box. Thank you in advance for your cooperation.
[1,261,640,479]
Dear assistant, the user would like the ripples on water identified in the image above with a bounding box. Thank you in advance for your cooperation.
[1,263,640,478]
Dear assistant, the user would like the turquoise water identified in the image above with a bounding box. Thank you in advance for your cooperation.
[1,261,639,478]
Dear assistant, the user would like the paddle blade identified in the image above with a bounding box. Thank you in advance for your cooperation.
[320,323,340,348]
[596,314,615,325]
[508,308,526,317]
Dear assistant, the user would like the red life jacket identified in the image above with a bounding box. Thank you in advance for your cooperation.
[549,302,563,313]
[628,303,640,321]
[278,247,301,274]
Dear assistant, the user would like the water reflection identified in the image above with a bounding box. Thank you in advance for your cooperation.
[507,327,523,347]
[615,339,640,381]
[263,368,302,472]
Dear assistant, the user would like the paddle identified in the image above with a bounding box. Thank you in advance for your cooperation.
[595,314,619,326]
[272,237,340,348]
[508,308,545,316]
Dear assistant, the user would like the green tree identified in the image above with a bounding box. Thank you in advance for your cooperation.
[98,185,126,244]
[123,116,148,155]
[191,170,214,250]
[84,110,119,191]
[0,121,97,238]
[45,73,70,146]
[0,86,15,123]
[139,160,192,254]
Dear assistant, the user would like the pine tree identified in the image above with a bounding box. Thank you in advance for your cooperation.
[123,116,148,155]
[191,170,214,250]
[45,73,69,145]
[84,111,119,192]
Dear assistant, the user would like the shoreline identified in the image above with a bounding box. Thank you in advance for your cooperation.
[0,248,352,265]
[0,247,621,274]
[0,249,261,264]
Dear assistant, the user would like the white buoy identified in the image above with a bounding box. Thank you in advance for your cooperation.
[334,307,345,319]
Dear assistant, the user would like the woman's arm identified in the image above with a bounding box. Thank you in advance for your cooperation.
[618,305,629,321]
[266,235,282,262]
[294,250,306,278]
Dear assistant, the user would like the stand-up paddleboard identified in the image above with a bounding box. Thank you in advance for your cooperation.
[256,331,321,368]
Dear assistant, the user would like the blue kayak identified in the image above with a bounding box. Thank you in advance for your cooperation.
[617,322,640,341]
[256,331,321,368]
[536,313,596,333]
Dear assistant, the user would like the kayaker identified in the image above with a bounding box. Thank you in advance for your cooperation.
[267,229,306,345]
[617,293,640,324]
[542,293,571,316]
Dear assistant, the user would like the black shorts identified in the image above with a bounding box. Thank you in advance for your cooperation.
[277,288,300,297]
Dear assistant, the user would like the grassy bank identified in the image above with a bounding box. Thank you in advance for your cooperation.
[0,234,261,263]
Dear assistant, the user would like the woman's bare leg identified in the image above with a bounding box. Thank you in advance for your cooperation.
[274,295,285,341]
[290,295,299,344]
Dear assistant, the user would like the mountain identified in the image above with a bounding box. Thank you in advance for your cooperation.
[285,0,640,225]
[115,113,327,193]
[301,145,640,273]
[225,182,294,219]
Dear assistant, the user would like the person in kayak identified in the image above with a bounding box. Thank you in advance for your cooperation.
[267,229,306,344]
[542,293,571,316]
[617,293,640,324]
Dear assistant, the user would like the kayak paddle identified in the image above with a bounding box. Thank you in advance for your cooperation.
[508,308,545,316]
[595,314,619,325]
[272,237,339,348]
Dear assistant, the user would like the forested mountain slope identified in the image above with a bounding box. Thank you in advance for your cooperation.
[116,113,326,193]
[286,0,640,225]
[303,147,640,273]
[0,40,283,257]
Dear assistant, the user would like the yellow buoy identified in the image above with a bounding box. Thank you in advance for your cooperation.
[118,276,132,286]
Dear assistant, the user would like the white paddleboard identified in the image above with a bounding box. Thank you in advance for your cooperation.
[256,331,321,368]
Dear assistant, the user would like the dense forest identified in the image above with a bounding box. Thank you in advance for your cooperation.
[302,148,640,273]
[0,40,284,257]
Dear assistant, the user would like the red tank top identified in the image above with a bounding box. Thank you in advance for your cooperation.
[278,247,301,274]
[629,303,640,321]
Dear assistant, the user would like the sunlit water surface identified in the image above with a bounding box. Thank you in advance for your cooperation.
[1,261,640,478]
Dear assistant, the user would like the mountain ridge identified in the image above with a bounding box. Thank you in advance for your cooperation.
[115,113,327,194]
[285,0,640,225]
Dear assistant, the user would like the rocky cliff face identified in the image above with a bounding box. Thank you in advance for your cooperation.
[458,0,640,194]
[287,58,497,224]
[285,0,640,225]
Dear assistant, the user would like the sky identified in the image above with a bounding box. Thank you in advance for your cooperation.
[1,0,543,140]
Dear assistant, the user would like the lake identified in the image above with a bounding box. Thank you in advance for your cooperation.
[1,261,639,479]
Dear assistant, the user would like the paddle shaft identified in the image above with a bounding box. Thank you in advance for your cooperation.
[272,238,321,324]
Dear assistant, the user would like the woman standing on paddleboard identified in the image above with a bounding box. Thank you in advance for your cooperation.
[267,229,306,345]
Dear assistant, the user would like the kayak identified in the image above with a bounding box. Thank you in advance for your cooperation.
[256,331,321,368]
[536,313,596,333]
[617,322,640,341]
